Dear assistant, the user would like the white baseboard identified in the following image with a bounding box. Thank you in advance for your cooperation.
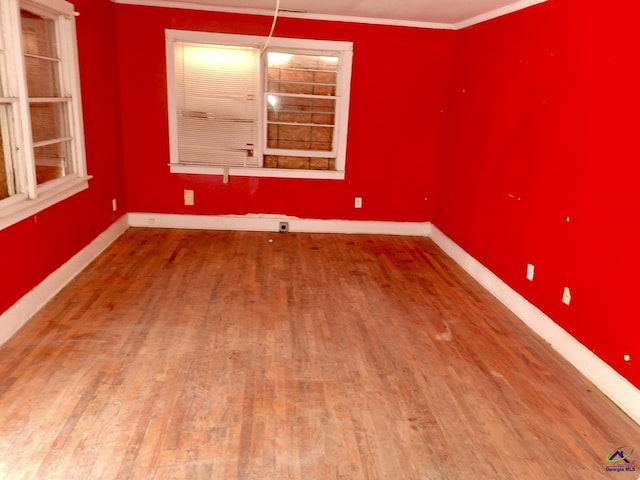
[430,224,640,425]
[0,215,129,346]
[128,212,432,237]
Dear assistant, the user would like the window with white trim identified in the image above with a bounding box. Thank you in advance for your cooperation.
[166,30,353,180]
[0,0,88,230]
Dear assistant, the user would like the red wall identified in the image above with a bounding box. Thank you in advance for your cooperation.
[0,0,125,315]
[435,0,639,388]
[114,5,456,222]
[3,0,637,392]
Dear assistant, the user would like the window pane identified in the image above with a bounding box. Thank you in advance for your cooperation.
[0,105,16,199]
[30,102,67,143]
[21,10,57,58]
[266,96,335,151]
[0,139,8,199]
[34,140,70,185]
[0,119,10,200]
[267,124,334,151]
[264,155,335,170]
[24,57,60,97]
[267,53,338,96]
[21,9,77,188]
[21,10,60,97]
[267,96,335,124]
[265,51,338,158]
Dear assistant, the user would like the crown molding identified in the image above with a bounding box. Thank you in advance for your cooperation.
[112,0,549,30]
[454,0,548,29]
[111,0,455,30]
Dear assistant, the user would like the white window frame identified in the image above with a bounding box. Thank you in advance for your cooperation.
[166,30,353,180]
[0,0,89,232]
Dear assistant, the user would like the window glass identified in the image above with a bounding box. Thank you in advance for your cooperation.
[21,10,60,97]
[0,113,11,199]
[24,56,60,97]
[34,140,70,185]
[264,52,339,170]
[29,102,67,143]
[22,8,69,185]
[266,96,335,151]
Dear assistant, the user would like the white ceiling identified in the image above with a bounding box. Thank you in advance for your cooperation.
[123,0,548,28]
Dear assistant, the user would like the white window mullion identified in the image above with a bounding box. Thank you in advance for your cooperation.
[17,99,38,199]
[255,49,264,167]
[33,136,71,148]
[266,148,337,159]
[165,34,179,169]
[29,97,70,103]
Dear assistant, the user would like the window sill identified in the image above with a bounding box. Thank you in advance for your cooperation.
[169,164,345,180]
[0,175,92,232]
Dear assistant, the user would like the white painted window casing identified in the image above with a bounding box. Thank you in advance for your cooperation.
[165,30,353,180]
[0,0,89,232]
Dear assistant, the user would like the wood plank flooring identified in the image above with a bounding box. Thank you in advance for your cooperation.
[0,228,638,479]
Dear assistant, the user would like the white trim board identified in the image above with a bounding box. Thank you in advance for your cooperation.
[429,224,640,426]
[112,0,549,30]
[111,0,454,30]
[453,0,548,29]
[128,212,432,236]
[0,215,129,346]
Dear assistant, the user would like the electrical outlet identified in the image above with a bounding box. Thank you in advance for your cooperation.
[354,197,362,209]
[526,263,535,281]
[112,198,117,212]
[562,286,571,305]
[184,189,194,206]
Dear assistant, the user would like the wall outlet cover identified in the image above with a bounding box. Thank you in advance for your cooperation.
[184,189,194,206]
[562,286,571,305]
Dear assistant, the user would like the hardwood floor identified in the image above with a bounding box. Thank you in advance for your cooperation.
[0,228,638,479]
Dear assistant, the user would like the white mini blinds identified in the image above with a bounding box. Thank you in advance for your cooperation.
[174,42,260,168]
[165,31,353,180]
